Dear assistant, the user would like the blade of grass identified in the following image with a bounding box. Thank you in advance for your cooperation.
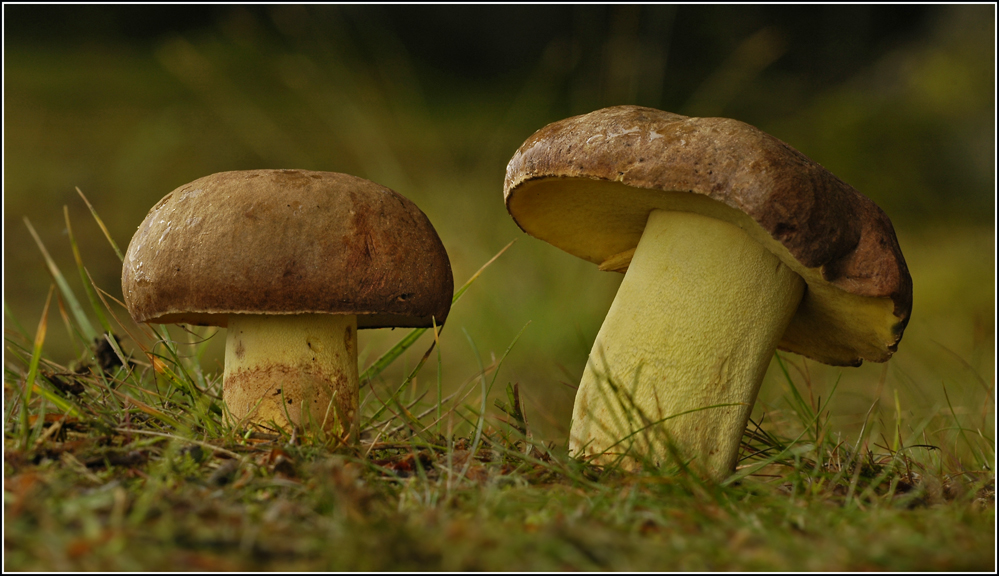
[432,316,442,437]
[112,428,240,459]
[458,327,487,482]
[107,387,184,430]
[368,357,495,439]
[86,275,205,407]
[20,285,55,450]
[736,375,843,483]
[588,391,747,474]
[360,240,515,383]
[87,272,150,349]
[931,338,993,402]
[775,353,817,439]
[54,294,83,358]
[723,412,823,486]
[3,300,32,341]
[941,380,988,470]
[477,432,611,493]
[79,350,185,431]
[64,206,113,334]
[23,217,98,341]
[361,328,427,385]
[458,321,530,483]
[28,378,84,421]
[76,186,124,262]
[362,338,439,429]
[102,332,132,375]
[389,389,436,444]
[386,383,479,439]
[841,365,888,508]
[893,388,902,453]
[452,240,515,304]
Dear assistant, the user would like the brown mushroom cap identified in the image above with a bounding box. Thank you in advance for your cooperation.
[123,169,453,329]
[504,105,912,366]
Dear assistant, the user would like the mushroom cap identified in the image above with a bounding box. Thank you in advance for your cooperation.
[123,169,453,329]
[504,105,912,366]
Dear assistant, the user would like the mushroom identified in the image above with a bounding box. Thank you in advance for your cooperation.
[122,169,453,440]
[504,106,912,481]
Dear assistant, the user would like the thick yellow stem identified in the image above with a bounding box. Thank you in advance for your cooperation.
[223,313,359,440]
[569,209,805,481]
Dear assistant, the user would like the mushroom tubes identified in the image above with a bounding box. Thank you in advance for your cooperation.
[504,106,912,481]
[122,169,453,440]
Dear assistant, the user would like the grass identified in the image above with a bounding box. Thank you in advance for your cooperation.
[3,199,995,571]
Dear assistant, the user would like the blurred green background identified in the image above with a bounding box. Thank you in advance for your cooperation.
[4,5,994,448]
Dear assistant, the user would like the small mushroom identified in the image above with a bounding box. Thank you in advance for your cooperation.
[122,169,453,440]
[504,106,912,481]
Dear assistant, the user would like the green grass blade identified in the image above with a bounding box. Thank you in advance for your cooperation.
[456,327,488,482]
[597,401,747,465]
[64,206,113,334]
[31,377,84,420]
[3,299,31,341]
[433,317,443,437]
[23,217,98,342]
[458,321,530,482]
[365,339,438,426]
[451,239,515,304]
[941,380,987,469]
[20,285,54,449]
[723,409,824,486]
[76,186,124,262]
[110,385,184,430]
[774,353,816,431]
[361,327,427,384]
[360,239,515,383]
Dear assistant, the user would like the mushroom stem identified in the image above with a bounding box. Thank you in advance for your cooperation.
[569,209,805,481]
[223,313,359,440]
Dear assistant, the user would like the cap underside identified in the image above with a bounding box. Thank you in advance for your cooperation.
[507,176,902,366]
[143,310,444,330]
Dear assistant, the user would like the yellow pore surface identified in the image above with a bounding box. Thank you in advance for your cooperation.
[508,178,899,365]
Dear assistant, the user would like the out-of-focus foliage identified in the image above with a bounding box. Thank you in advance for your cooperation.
[4,5,994,446]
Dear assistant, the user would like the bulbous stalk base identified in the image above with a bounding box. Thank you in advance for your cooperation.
[223,313,359,441]
[569,209,805,481]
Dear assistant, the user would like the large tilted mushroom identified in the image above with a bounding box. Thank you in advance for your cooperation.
[122,169,453,440]
[504,106,912,481]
